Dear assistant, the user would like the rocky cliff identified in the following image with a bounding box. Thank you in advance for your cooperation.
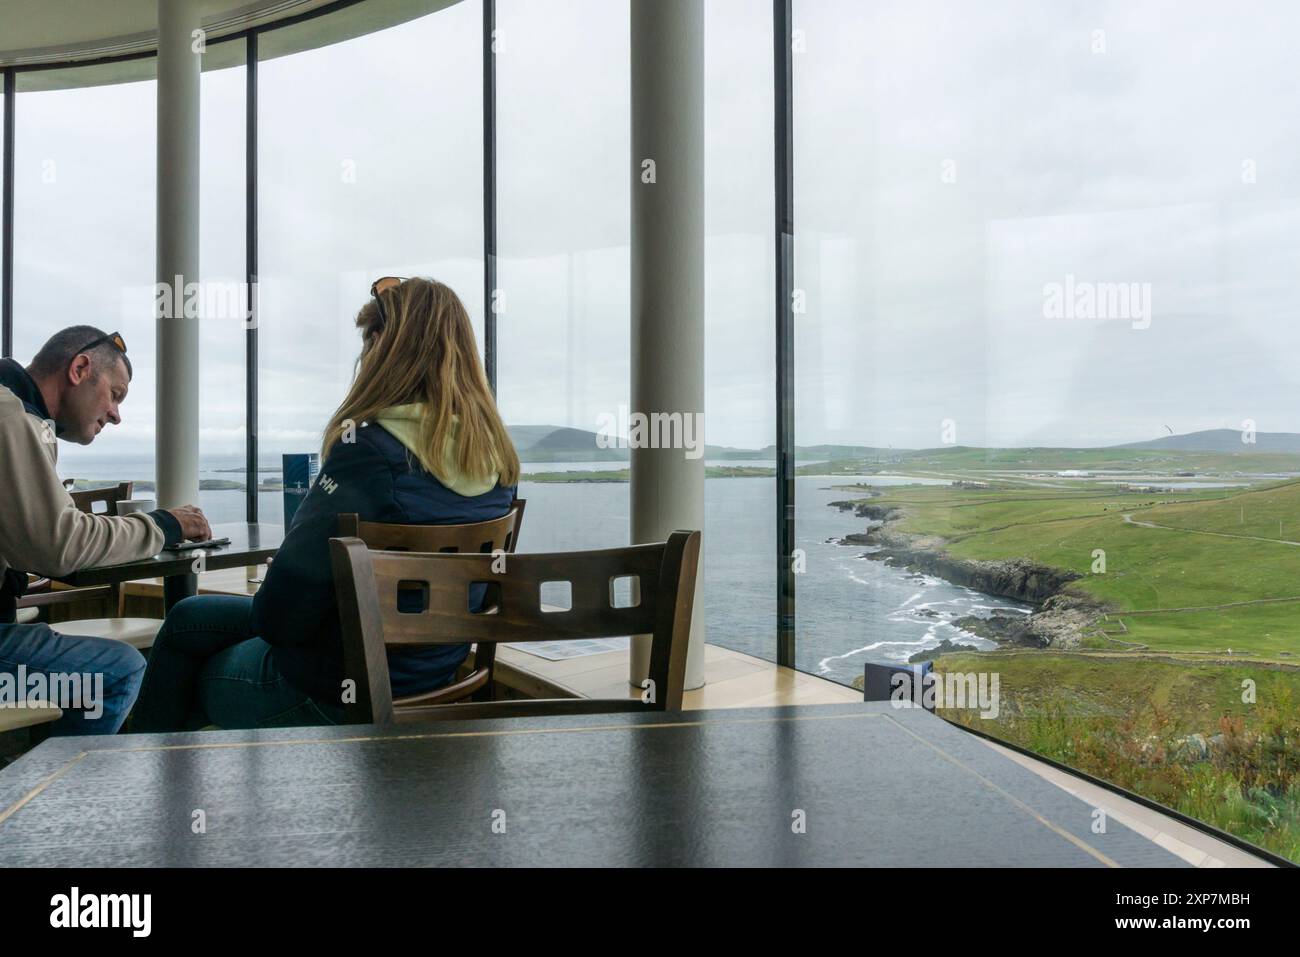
[831,499,1104,649]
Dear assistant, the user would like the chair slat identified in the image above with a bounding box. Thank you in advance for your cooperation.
[68,481,134,516]
[329,528,701,724]
[334,501,525,711]
[369,543,664,645]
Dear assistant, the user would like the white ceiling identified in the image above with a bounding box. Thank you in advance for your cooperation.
[0,0,457,68]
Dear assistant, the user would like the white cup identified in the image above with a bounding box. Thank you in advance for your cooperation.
[116,498,155,516]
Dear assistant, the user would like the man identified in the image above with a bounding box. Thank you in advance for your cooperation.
[0,326,210,735]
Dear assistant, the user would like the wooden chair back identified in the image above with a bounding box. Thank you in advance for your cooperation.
[336,500,525,707]
[329,529,700,724]
[68,482,135,516]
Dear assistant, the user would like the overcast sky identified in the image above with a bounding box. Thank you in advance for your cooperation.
[9,0,1300,471]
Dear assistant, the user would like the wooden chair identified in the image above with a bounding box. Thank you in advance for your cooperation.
[329,529,701,725]
[14,576,49,624]
[19,481,164,649]
[336,499,526,707]
[68,482,135,516]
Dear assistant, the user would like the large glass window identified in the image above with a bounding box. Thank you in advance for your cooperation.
[794,0,1300,858]
[257,1,484,522]
[197,42,248,524]
[13,63,157,492]
[496,0,631,553]
[5,0,1297,862]
[702,0,776,662]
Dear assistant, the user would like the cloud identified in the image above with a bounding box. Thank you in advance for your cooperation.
[11,0,1300,460]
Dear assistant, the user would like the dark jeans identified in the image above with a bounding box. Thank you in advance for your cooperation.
[0,622,145,735]
[131,595,343,733]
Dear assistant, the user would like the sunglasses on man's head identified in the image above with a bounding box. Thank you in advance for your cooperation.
[370,277,408,329]
[75,331,128,356]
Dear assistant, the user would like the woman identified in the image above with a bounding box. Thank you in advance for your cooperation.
[131,278,519,731]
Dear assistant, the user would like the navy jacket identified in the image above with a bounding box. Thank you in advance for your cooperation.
[251,421,515,702]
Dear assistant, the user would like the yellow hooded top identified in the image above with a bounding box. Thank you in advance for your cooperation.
[373,403,500,497]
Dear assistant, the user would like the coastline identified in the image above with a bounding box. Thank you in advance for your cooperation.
[829,497,1107,652]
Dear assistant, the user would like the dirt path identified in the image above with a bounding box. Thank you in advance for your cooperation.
[1121,512,1300,546]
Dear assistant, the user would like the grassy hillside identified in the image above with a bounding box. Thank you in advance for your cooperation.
[1140,479,1300,541]
[857,479,1300,656]
[832,453,1300,861]
[827,446,1300,473]
[934,652,1300,862]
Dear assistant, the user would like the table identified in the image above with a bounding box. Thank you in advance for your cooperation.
[55,522,283,611]
[0,703,1190,866]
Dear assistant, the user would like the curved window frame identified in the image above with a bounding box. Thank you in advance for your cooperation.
[0,0,788,668]
[5,3,1294,867]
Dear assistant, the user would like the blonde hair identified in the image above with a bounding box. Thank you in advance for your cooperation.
[322,277,520,487]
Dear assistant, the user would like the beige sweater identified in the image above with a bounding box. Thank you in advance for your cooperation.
[0,384,167,584]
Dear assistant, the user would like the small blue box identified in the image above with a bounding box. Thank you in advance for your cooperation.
[282,453,319,527]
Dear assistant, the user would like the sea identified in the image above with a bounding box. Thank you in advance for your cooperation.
[54,452,1030,687]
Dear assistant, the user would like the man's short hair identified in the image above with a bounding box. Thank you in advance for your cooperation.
[28,325,133,382]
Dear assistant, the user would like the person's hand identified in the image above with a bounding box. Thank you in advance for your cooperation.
[168,505,212,542]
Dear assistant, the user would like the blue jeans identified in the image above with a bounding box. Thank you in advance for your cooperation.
[0,622,146,735]
[130,595,343,733]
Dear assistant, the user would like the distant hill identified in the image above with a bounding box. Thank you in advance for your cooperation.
[800,444,903,460]
[1111,429,1300,453]
[506,425,890,463]
[710,443,900,461]
[509,424,1300,461]
[507,425,625,462]
[506,425,564,451]
[529,426,626,462]
[527,426,608,453]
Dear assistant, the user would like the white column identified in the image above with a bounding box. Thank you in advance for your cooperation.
[155,0,202,508]
[629,0,706,691]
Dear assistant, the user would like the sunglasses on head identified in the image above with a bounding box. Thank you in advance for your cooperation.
[369,277,408,329]
[75,331,128,356]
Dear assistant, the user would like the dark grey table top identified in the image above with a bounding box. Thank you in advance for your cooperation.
[0,703,1188,867]
[55,522,283,586]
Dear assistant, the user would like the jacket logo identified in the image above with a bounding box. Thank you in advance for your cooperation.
[319,474,339,495]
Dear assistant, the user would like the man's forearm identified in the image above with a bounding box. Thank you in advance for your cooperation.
[0,410,175,576]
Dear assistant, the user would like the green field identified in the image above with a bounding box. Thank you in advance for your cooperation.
[835,450,1300,859]
[856,475,1300,656]
[934,652,1300,861]
[833,445,1300,474]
